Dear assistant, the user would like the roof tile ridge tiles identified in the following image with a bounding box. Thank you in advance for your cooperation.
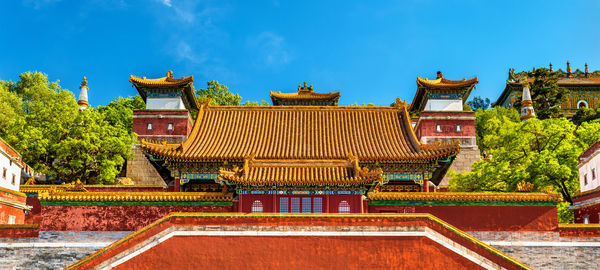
[396,99,421,154]
[186,100,212,159]
[416,76,479,87]
[129,72,194,86]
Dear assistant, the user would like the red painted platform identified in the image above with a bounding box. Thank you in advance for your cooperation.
[67,213,532,270]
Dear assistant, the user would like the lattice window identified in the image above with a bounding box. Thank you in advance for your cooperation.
[313,197,323,213]
[251,200,263,213]
[279,197,289,213]
[302,197,312,213]
[291,197,300,213]
[338,200,351,213]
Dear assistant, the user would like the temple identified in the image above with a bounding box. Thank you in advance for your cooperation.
[270,82,340,106]
[410,72,480,189]
[10,72,593,270]
[141,97,460,213]
[495,62,600,116]
[129,71,197,144]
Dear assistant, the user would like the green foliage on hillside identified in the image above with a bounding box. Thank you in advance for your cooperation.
[450,107,600,206]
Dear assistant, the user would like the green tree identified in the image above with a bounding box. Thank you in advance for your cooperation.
[52,109,134,184]
[242,100,270,106]
[450,116,600,205]
[1,72,135,184]
[196,80,242,106]
[514,68,569,119]
[572,107,600,125]
[0,82,23,133]
[473,107,520,152]
[466,96,490,111]
[97,95,145,135]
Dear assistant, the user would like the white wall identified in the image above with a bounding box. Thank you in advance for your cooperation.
[146,97,186,110]
[424,99,463,111]
[0,151,22,192]
[580,152,600,192]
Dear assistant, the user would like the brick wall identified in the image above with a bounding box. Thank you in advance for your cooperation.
[125,145,167,185]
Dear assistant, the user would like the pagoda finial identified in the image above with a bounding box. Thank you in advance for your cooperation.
[520,84,536,121]
[78,76,89,110]
[566,61,572,76]
[166,70,173,78]
[549,62,553,72]
[436,71,443,79]
[80,76,88,88]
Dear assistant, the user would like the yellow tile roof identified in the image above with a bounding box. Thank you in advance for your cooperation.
[141,101,460,162]
[416,77,479,89]
[38,191,233,202]
[410,76,479,112]
[368,192,560,202]
[219,157,382,186]
[269,82,340,105]
[129,71,194,87]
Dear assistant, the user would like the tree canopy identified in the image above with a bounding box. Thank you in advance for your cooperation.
[467,96,490,111]
[196,80,269,106]
[450,107,600,206]
[0,72,135,184]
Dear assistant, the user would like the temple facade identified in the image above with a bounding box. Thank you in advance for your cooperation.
[137,73,461,213]
[494,62,600,116]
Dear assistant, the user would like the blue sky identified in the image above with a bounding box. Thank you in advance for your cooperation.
[1,0,599,107]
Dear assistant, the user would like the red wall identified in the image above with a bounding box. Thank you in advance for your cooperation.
[41,205,232,231]
[24,195,41,224]
[133,110,192,142]
[416,111,476,139]
[574,203,600,223]
[0,225,39,238]
[239,194,362,213]
[115,235,482,270]
[72,215,527,270]
[368,205,557,231]
[0,188,26,224]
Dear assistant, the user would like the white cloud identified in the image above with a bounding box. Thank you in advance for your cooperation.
[247,32,293,69]
[175,41,207,64]
[161,0,172,7]
[22,0,62,9]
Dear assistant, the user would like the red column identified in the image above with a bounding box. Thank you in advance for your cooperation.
[174,178,180,192]
[423,179,429,192]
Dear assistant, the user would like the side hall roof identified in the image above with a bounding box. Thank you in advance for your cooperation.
[129,71,199,110]
[410,76,478,112]
[141,99,460,162]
